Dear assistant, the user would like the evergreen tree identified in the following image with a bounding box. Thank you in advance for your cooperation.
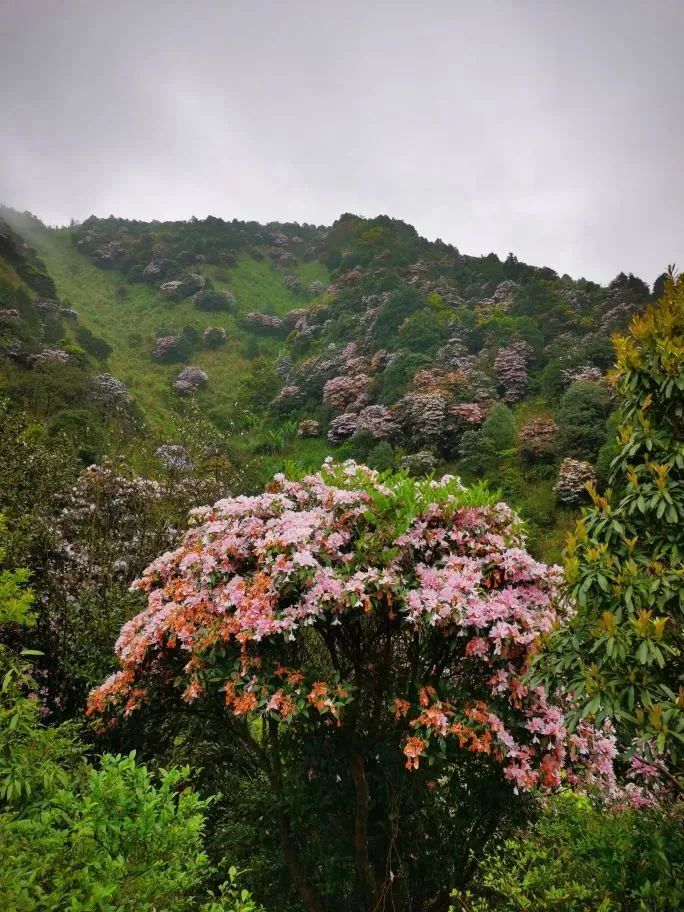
[481,403,516,453]
[547,271,684,781]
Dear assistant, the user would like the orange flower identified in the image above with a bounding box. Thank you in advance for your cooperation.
[465,701,490,724]
[232,690,258,715]
[308,681,335,714]
[394,698,411,720]
[419,686,436,707]
[403,736,426,770]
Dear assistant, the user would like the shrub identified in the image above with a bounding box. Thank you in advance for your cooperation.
[370,286,424,348]
[174,365,209,396]
[518,418,559,462]
[493,343,529,402]
[450,794,684,912]
[153,335,192,363]
[0,535,262,912]
[556,380,612,460]
[89,463,619,912]
[75,325,112,360]
[553,457,596,505]
[366,440,396,471]
[204,326,227,348]
[380,351,431,403]
[194,289,236,312]
[481,403,516,453]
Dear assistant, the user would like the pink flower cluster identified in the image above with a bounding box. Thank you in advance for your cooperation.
[322,374,371,412]
[450,402,491,425]
[88,460,620,798]
[493,342,531,402]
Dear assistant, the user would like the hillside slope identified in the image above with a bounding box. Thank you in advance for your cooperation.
[0,207,660,559]
[12,214,329,431]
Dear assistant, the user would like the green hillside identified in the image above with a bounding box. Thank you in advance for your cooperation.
[0,207,662,559]
[16,222,329,432]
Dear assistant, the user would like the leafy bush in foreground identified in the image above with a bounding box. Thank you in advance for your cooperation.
[0,525,263,912]
[548,272,684,778]
[450,793,684,912]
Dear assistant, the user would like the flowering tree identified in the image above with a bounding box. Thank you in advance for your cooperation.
[327,410,359,443]
[354,404,397,440]
[553,457,596,505]
[173,365,209,396]
[518,418,559,461]
[450,402,490,426]
[397,392,447,446]
[270,384,304,414]
[90,462,619,912]
[322,374,371,412]
[493,343,530,403]
[297,418,321,438]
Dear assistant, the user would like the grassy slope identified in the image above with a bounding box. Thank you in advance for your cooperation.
[18,226,568,560]
[24,227,325,432]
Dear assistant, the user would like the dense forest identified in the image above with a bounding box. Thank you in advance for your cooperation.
[0,206,682,911]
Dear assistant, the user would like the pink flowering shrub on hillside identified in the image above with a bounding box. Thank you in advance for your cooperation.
[88,462,627,910]
[493,342,531,402]
[322,373,371,412]
[90,461,615,789]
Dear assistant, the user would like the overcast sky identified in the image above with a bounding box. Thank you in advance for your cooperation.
[1,0,681,284]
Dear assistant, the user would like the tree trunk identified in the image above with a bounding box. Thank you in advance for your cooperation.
[349,749,378,911]
[267,720,324,912]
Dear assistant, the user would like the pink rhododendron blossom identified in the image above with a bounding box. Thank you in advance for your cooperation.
[89,460,623,799]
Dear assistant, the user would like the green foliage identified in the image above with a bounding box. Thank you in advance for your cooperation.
[546,274,684,772]
[366,439,397,471]
[0,546,264,912]
[0,517,33,627]
[380,351,431,403]
[0,400,78,567]
[75,324,113,360]
[556,380,612,460]
[240,357,280,411]
[47,407,106,461]
[481,403,516,453]
[0,746,262,912]
[370,285,424,348]
[194,289,236,312]
[397,307,448,353]
[450,794,684,912]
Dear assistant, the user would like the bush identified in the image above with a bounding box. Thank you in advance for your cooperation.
[89,462,620,911]
[556,380,611,460]
[0,537,263,912]
[450,794,684,912]
[75,325,113,360]
[193,289,236,312]
[366,440,396,471]
[370,286,424,348]
[380,351,431,403]
[548,273,684,772]
[481,403,515,453]
[397,307,447,353]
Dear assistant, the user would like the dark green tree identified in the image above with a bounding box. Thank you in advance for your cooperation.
[547,272,684,780]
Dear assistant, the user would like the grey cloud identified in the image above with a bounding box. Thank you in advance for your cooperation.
[1,0,682,283]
